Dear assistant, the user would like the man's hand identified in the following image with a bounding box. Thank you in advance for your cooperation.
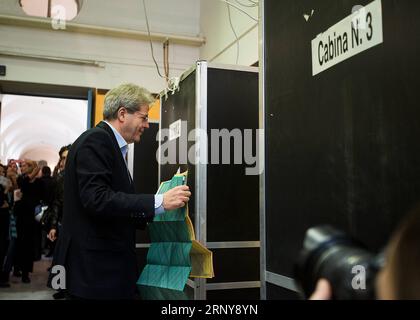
[48,229,57,242]
[309,278,332,300]
[163,185,191,211]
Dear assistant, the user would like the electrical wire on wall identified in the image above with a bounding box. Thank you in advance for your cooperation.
[142,0,180,99]
[233,0,258,8]
[216,0,258,22]
[227,3,240,65]
[142,0,258,93]
[163,39,170,80]
[142,0,165,79]
[222,0,259,64]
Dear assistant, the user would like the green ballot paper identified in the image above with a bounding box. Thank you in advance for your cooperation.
[137,171,214,300]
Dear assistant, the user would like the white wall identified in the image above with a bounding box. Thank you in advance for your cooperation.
[0,0,261,92]
[0,25,199,92]
[0,0,201,93]
[0,0,201,36]
[200,0,258,66]
[74,0,200,36]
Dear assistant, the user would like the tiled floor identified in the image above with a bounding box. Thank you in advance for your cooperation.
[0,257,56,300]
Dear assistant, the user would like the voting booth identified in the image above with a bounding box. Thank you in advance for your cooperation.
[261,0,420,299]
[156,61,260,299]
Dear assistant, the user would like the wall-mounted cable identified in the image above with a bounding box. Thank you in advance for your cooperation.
[163,39,170,79]
[216,0,258,22]
[227,3,240,64]
[142,0,165,79]
[234,0,258,8]
[142,0,180,98]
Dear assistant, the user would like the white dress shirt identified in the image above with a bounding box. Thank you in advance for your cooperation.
[103,121,164,215]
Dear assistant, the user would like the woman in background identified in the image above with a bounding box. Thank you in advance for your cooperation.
[14,160,41,283]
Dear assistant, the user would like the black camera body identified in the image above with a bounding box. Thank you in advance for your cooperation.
[294,226,384,300]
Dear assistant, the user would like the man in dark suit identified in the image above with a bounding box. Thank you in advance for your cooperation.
[53,83,191,299]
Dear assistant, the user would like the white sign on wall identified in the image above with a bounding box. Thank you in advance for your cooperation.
[169,119,182,141]
[312,0,383,76]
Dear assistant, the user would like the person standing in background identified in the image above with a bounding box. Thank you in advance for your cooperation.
[14,160,41,283]
[0,165,12,287]
[45,145,71,299]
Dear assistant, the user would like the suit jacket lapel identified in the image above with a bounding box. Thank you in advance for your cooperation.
[96,121,134,189]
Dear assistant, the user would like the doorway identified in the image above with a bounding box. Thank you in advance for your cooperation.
[0,80,92,299]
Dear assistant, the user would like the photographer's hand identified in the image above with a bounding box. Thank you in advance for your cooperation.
[309,279,332,300]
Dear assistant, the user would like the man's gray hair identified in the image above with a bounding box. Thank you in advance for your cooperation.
[103,83,155,120]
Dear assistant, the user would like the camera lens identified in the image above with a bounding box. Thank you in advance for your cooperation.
[295,226,381,300]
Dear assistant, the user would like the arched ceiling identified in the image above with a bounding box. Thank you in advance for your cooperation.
[0,94,88,168]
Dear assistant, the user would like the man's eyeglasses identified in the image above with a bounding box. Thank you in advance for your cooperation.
[135,112,149,122]
[118,106,149,122]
